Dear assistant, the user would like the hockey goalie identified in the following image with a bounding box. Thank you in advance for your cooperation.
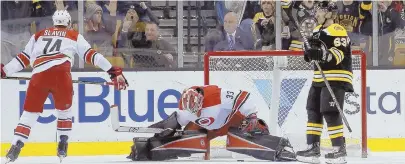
[127,85,296,161]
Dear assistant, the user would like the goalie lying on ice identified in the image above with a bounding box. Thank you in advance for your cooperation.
[127,85,296,161]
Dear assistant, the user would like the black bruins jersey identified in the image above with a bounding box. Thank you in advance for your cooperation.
[282,0,318,51]
[311,24,353,92]
[335,1,372,33]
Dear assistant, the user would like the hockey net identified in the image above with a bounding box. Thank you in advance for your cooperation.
[202,50,367,159]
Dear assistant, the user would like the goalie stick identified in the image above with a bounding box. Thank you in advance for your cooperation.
[284,6,352,132]
[110,105,174,133]
[3,76,115,86]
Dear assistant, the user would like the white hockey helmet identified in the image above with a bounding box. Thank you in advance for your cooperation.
[52,10,71,27]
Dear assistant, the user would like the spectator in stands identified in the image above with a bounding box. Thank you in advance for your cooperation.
[252,0,277,50]
[215,0,261,28]
[1,1,32,64]
[281,0,317,51]
[361,1,405,66]
[116,1,158,23]
[83,1,117,57]
[120,22,176,68]
[144,22,177,68]
[333,0,371,48]
[212,12,254,51]
[117,2,160,49]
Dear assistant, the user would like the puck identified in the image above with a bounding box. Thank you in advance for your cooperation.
[237,160,244,162]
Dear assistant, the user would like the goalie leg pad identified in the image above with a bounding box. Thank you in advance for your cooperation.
[128,137,151,161]
[226,127,296,161]
[130,131,207,161]
[150,131,208,160]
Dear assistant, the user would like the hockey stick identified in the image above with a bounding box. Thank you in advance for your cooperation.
[3,76,115,86]
[285,8,352,132]
[110,105,168,133]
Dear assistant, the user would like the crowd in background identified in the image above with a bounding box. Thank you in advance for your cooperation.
[1,0,405,69]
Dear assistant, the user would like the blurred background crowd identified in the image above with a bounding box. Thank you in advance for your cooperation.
[1,0,405,69]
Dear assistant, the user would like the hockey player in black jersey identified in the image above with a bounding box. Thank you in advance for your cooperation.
[295,1,352,164]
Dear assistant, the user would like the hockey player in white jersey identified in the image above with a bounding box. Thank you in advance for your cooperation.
[126,85,297,161]
[0,10,128,163]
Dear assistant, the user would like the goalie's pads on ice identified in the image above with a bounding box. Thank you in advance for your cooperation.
[226,127,297,161]
[127,112,209,161]
[128,130,208,161]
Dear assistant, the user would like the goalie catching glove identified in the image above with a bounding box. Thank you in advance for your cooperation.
[239,113,269,136]
[107,66,129,90]
[304,38,332,63]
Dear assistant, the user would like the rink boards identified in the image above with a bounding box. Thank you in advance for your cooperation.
[1,70,404,156]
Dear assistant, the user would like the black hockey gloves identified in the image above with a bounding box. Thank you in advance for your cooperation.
[304,48,324,62]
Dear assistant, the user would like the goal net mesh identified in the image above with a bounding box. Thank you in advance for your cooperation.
[203,51,366,159]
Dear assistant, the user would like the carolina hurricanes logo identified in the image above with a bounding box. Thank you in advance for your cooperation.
[195,117,215,126]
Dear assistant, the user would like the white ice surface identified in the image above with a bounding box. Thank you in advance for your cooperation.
[1,152,405,164]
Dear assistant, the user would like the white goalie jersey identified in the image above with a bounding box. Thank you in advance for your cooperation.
[177,85,258,130]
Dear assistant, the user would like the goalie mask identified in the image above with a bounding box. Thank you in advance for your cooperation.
[181,88,204,115]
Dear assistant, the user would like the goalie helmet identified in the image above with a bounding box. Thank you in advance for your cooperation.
[53,10,71,27]
[181,88,204,115]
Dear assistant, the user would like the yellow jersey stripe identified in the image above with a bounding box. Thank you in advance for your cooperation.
[313,77,353,84]
[329,47,344,65]
[328,125,344,131]
[314,70,353,77]
[307,131,322,135]
[329,133,344,139]
[307,123,323,128]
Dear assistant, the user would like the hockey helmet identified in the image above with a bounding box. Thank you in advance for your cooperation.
[181,88,204,115]
[53,10,71,27]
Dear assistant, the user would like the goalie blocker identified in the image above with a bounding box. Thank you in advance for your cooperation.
[127,112,296,161]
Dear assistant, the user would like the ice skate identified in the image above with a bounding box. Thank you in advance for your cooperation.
[296,142,321,164]
[57,135,69,163]
[5,140,25,164]
[325,145,347,164]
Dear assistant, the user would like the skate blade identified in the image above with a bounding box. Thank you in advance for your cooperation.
[325,157,347,164]
[5,157,13,164]
[296,156,320,164]
[59,157,63,163]
[58,156,66,163]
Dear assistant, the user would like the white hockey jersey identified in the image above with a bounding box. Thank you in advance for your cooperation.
[4,27,111,75]
[177,85,257,130]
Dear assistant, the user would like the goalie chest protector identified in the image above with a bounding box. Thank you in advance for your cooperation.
[310,24,354,92]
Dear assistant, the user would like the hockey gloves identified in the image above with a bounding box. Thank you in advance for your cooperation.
[239,113,269,136]
[304,47,333,63]
[304,47,323,61]
[107,66,129,90]
[1,64,6,78]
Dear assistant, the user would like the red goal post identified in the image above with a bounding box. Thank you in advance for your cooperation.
[203,50,367,159]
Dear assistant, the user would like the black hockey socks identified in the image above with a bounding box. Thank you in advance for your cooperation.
[306,110,323,144]
[324,112,344,147]
[306,122,323,144]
